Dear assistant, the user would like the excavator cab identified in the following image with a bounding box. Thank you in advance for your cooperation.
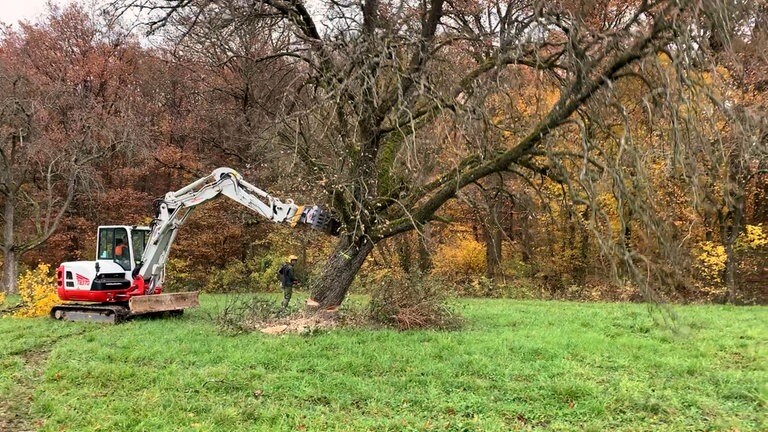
[57,225,149,303]
[96,226,150,272]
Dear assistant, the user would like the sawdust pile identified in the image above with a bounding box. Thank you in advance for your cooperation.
[252,309,341,335]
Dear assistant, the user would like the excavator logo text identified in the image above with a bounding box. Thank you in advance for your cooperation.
[75,274,90,288]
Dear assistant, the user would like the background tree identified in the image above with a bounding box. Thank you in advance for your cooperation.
[0,5,146,293]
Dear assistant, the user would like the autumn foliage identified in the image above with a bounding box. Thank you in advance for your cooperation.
[1,1,767,310]
[13,264,60,318]
[431,235,486,283]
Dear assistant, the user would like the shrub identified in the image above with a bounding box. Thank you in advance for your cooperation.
[431,252,541,299]
[14,263,60,318]
[431,235,486,283]
[214,295,283,333]
[203,253,297,294]
[696,241,727,282]
[248,254,285,292]
[353,266,406,295]
[368,273,463,330]
[204,259,251,293]
[692,226,768,302]
[693,241,728,299]
[163,258,204,292]
[739,224,768,249]
[532,245,587,293]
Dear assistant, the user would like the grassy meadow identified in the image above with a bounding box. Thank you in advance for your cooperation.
[1,294,766,431]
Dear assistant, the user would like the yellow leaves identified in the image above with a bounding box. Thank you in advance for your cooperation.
[739,225,768,249]
[431,235,486,281]
[693,227,766,299]
[609,124,626,138]
[13,263,61,318]
[0,291,6,306]
[696,241,727,283]
[714,65,731,81]
[657,52,672,67]
[694,241,728,298]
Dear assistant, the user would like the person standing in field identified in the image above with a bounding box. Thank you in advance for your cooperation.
[279,255,299,309]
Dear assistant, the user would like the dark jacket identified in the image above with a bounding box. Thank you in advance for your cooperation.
[280,264,298,287]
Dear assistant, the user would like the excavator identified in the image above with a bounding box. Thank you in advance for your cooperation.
[51,167,337,323]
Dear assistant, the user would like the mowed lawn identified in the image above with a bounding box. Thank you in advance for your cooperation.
[1,296,765,431]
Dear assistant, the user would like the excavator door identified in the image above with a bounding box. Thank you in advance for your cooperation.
[96,225,150,274]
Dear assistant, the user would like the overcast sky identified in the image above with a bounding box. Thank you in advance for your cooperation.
[0,0,74,26]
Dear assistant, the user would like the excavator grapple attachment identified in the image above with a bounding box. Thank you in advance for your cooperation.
[291,205,341,235]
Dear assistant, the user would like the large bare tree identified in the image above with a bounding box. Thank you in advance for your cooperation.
[118,0,759,307]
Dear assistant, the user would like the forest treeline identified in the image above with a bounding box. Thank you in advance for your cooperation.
[1,1,767,304]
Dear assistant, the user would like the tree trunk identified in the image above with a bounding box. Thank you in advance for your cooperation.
[310,235,375,308]
[484,224,502,280]
[484,177,503,280]
[2,193,17,294]
[722,166,746,303]
[580,208,591,280]
[519,206,532,264]
[723,241,738,303]
[396,234,411,274]
[417,222,432,273]
[723,205,744,303]
[1,249,18,295]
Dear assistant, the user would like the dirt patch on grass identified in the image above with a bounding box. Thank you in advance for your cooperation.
[0,350,49,432]
[0,402,34,432]
[253,310,341,335]
[214,297,368,334]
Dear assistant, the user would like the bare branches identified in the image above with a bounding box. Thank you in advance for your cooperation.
[100,0,768,304]
[260,0,323,41]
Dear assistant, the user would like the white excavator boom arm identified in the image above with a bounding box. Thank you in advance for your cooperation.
[137,167,332,292]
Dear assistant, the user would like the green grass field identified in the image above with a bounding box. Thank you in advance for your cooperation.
[1,295,766,431]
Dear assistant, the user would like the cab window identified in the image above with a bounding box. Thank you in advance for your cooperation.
[97,227,131,270]
[131,230,149,265]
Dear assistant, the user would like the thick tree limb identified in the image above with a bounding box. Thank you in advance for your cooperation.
[375,4,680,239]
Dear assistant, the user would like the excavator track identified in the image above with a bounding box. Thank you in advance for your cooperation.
[51,303,131,324]
[50,292,197,324]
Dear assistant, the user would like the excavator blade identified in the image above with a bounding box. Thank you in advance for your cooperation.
[129,291,200,314]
